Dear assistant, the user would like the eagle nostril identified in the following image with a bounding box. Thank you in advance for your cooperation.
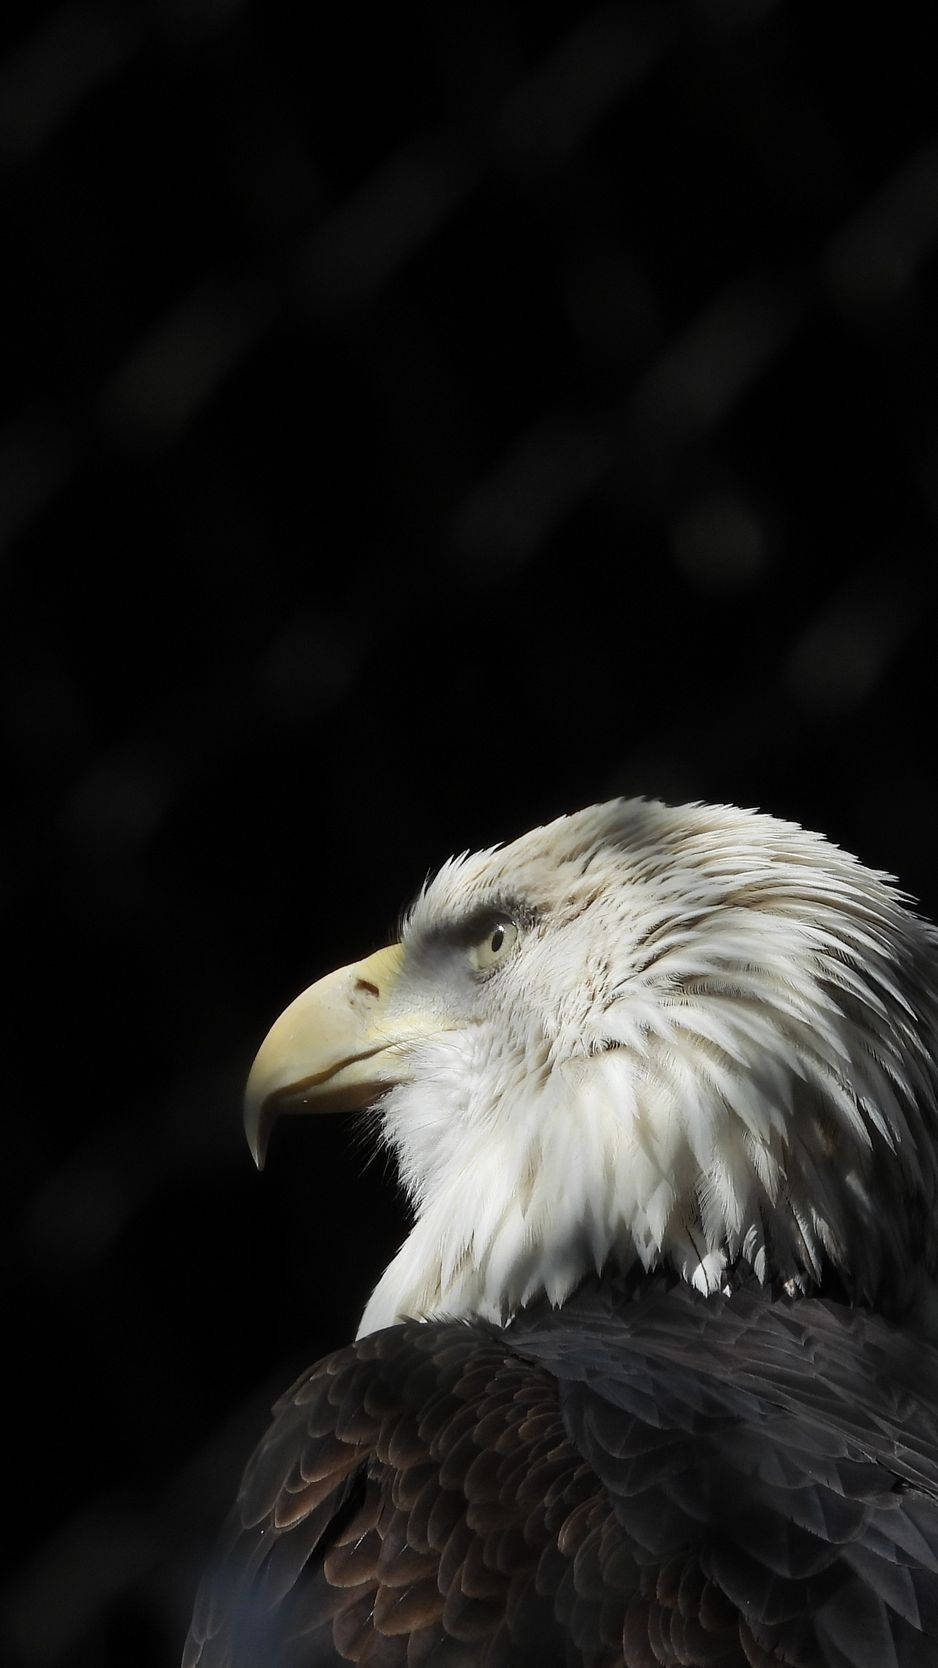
[356,978,380,1000]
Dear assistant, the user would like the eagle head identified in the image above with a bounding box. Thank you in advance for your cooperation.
[245,800,938,1337]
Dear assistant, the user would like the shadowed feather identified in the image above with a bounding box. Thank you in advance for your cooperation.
[186,1279,938,1665]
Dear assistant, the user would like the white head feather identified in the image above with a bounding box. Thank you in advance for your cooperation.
[358,799,938,1338]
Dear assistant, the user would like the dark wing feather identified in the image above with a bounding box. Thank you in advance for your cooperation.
[184,1281,938,1666]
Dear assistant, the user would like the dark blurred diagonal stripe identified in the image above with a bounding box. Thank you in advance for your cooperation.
[101,279,277,446]
[0,4,142,158]
[826,141,938,317]
[298,137,476,312]
[498,2,673,160]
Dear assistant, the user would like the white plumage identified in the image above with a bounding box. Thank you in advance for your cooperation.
[360,799,938,1336]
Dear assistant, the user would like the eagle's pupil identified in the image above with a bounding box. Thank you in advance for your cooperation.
[491,927,504,953]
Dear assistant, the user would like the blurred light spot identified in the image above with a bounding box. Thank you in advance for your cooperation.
[827,143,938,315]
[0,4,140,157]
[64,746,175,853]
[449,417,608,575]
[101,283,273,447]
[256,614,362,719]
[787,573,915,714]
[299,139,474,312]
[671,490,770,589]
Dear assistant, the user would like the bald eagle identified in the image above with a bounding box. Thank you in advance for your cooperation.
[185,799,938,1667]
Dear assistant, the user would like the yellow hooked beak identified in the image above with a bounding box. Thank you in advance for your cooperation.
[244,943,435,1168]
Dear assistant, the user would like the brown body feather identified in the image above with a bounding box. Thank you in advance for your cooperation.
[185,1278,938,1666]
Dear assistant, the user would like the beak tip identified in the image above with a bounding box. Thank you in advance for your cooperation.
[244,1085,271,1171]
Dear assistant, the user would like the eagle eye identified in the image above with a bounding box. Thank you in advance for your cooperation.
[468,916,519,973]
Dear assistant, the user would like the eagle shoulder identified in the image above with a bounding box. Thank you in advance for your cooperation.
[185,1282,938,1666]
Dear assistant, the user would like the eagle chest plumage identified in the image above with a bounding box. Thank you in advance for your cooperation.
[185,799,938,1666]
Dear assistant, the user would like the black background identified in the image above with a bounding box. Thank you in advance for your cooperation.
[4,3,938,1662]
